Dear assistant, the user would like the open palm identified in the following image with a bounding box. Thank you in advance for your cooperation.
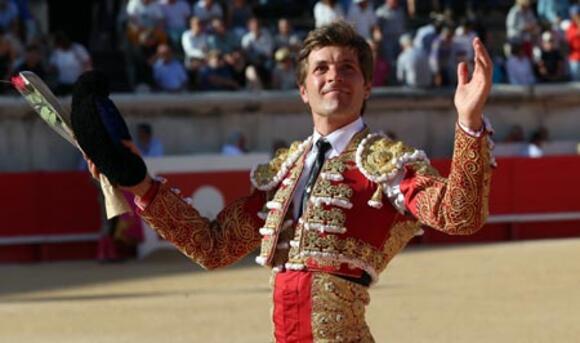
[454,38,493,131]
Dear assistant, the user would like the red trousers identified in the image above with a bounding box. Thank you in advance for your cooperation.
[273,271,314,342]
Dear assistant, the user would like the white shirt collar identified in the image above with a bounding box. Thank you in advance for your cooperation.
[312,117,365,157]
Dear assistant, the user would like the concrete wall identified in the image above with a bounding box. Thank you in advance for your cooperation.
[1,84,579,172]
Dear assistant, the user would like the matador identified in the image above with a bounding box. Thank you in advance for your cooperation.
[84,21,495,342]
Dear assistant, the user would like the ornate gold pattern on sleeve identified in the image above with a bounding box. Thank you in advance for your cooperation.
[140,185,262,270]
[413,124,492,234]
[311,272,374,342]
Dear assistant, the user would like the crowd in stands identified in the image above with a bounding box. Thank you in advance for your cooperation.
[0,0,580,94]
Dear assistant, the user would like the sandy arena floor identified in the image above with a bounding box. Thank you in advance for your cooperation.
[1,239,580,343]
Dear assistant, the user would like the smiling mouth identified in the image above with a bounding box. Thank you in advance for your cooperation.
[323,88,348,95]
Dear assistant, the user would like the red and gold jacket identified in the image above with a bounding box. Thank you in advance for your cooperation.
[140,123,493,284]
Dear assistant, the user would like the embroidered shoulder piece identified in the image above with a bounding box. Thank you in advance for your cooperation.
[250,137,312,191]
[356,133,430,212]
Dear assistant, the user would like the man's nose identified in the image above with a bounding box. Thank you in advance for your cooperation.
[326,66,343,82]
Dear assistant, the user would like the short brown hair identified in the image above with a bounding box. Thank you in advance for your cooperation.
[296,21,373,86]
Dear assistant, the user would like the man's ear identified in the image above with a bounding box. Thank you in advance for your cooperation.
[299,84,309,104]
[363,82,372,99]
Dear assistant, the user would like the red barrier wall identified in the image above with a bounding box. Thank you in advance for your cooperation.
[1,156,579,262]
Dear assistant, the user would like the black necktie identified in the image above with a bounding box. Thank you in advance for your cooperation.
[299,139,332,217]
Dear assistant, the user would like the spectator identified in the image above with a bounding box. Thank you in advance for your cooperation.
[224,48,249,88]
[227,0,253,40]
[534,31,567,82]
[159,0,191,49]
[413,14,446,55]
[152,44,188,91]
[566,5,580,81]
[537,0,570,27]
[241,17,274,68]
[506,41,536,85]
[192,0,223,27]
[12,44,45,80]
[271,47,296,90]
[199,49,240,90]
[133,28,166,89]
[273,18,301,54]
[136,123,164,157]
[49,31,92,95]
[207,17,238,54]
[429,26,454,87]
[313,0,345,28]
[524,127,549,158]
[347,0,378,40]
[0,28,18,82]
[453,19,477,64]
[396,33,432,88]
[221,130,247,155]
[506,0,540,55]
[368,37,390,87]
[126,0,165,46]
[181,16,208,61]
[0,0,19,32]
[376,0,406,65]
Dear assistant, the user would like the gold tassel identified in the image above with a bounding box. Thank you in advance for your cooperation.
[368,184,383,209]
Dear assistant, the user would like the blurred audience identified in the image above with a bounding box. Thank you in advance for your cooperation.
[313,0,345,28]
[222,130,247,155]
[136,122,164,157]
[347,0,377,39]
[160,0,191,49]
[566,5,580,81]
[192,0,223,27]
[271,47,296,90]
[396,33,431,88]
[506,41,536,85]
[49,31,92,95]
[152,43,188,91]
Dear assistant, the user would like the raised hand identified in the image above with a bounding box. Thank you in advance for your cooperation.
[454,37,493,131]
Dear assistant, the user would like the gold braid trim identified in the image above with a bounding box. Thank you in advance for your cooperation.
[413,124,492,234]
[250,139,308,191]
[140,184,262,270]
[311,273,374,342]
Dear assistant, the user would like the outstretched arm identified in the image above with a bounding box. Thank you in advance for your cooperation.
[401,38,494,234]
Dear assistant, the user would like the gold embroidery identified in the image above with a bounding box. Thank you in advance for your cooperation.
[306,208,346,228]
[413,124,492,234]
[312,179,353,201]
[258,147,307,264]
[141,185,262,270]
[311,273,374,342]
[252,140,302,189]
[322,158,347,175]
[359,136,416,178]
[380,220,422,270]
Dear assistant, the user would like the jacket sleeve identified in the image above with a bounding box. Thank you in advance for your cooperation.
[139,181,266,269]
[400,123,493,235]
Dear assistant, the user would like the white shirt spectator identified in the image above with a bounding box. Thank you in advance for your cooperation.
[193,0,223,25]
[153,58,188,91]
[314,1,344,28]
[181,29,208,59]
[49,43,91,85]
[397,46,432,88]
[127,0,164,28]
[241,29,274,59]
[506,4,538,42]
[506,55,536,85]
[160,0,191,31]
[453,26,477,62]
[347,2,377,39]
